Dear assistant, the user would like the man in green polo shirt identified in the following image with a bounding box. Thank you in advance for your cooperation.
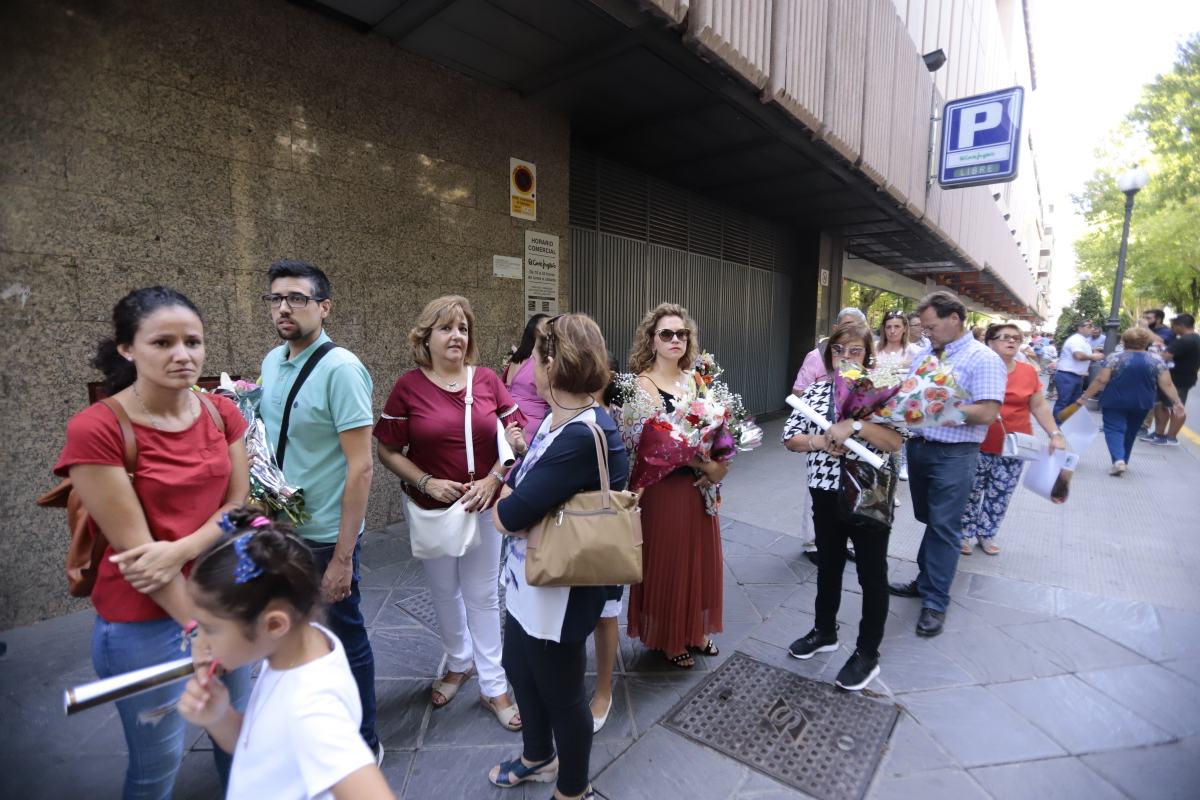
[257,260,380,762]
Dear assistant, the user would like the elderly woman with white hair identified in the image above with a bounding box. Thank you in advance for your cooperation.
[792,307,869,394]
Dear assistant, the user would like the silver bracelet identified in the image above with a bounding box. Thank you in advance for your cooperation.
[490,469,506,483]
[416,473,433,495]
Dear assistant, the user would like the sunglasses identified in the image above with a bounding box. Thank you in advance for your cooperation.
[830,344,866,356]
[656,328,690,342]
[991,334,1022,343]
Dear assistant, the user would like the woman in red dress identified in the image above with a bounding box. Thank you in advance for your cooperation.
[625,303,726,668]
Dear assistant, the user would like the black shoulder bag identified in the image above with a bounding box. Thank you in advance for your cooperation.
[826,383,898,533]
[276,341,337,469]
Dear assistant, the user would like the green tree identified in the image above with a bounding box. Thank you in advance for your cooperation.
[1054,282,1107,346]
[1073,34,1200,316]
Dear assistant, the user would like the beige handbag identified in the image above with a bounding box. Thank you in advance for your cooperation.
[525,422,643,587]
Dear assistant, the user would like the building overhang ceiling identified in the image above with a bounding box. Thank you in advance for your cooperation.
[294,0,1036,318]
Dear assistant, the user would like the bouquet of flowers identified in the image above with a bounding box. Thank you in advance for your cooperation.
[610,372,660,455]
[210,373,310,526]
[832,360,904,421]
[876,355,969,428]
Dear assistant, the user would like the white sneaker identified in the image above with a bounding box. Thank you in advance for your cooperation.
[1109,460,1127,476]
[898,465,909,481]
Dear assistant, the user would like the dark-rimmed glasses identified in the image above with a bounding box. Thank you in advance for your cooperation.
[991,333,1022,343]
[656,328,690,342]
[261,292,319,309]
[830,344,866,357]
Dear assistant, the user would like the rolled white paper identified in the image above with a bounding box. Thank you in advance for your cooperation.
[785,395,887,470]
[64,656,195,716]
[496,419,516,467]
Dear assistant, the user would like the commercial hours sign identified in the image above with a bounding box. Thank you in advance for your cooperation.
[937,86,1025,189]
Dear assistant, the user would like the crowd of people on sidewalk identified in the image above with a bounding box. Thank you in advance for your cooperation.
[52,262,1198,800]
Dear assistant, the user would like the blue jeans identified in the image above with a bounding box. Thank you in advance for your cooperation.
[1053,371,1086,420]
[1102,407,1150,463]
[306,536,378,749]
[91,616,250,800]
[906,439,980,613]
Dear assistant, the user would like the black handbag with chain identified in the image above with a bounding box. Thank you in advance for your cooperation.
[824,384,898,532]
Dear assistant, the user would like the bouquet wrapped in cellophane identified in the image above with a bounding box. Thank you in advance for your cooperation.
[876,355,969,428]
[210,372,310,526]
[611,354,762,514]
[832,360,904,421]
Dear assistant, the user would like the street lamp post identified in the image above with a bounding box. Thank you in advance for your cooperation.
[1103,166,1150,355]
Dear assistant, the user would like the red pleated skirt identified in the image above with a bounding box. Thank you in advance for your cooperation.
[627,471,724,653]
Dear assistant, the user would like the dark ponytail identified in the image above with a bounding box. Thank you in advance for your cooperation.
[190,506,320,632]
[92,286,202,394]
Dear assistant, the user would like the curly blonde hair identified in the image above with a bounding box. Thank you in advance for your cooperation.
[627,302,699,374]
[408,295,479,368]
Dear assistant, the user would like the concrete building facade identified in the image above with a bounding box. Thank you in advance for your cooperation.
[1,0,1049,627]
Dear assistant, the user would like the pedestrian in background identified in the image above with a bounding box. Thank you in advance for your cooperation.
[502,313,551,439]
[1076,327,1186,476]
[488,313,628,800]
[960,323,1065,556]
[783,321,904,691]
[257,260,382,760]
[57,287,251,798]
[374,295,524,730]
[889,290,1005,638]
[792,307,868,394]
[626,303,725,669]
[1053,319,1104,420]
[1145,313,1197,446]
[908,313,929,349]
[875,310,922,481]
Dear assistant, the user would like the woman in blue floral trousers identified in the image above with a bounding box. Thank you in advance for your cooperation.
[960,324,1066,555]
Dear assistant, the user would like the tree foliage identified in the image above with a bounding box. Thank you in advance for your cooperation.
[1072,34,1200,316]
[1054,282,1108,346]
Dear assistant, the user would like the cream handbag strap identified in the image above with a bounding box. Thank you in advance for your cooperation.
[464,366,475,480]
[583,421,612,511]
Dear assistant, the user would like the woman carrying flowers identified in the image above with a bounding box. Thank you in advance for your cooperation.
[624,303,725,669]
[782,321,905,691]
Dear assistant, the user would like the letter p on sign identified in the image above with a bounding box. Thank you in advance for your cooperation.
[956,102,1002,148]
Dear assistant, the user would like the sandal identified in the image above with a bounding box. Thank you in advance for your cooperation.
[960,541,973,556]
[482,694,523,731]
[667,651,695,669]
[689,639,719,657]
[488,753,558,788]
[979,539,1000,556]
[431,666,475,708]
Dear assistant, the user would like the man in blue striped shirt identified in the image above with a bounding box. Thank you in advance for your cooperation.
[889,290,1006,637]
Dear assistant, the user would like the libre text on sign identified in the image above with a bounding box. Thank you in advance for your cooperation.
[937,86,1024,189]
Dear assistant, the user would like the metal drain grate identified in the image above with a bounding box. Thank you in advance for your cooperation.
[662,652,898,800]
[394,591,440,634]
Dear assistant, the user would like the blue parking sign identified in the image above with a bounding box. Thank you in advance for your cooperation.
[938,86,1024,189]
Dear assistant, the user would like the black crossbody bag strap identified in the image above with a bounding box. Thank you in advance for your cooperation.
[276,341,337,469]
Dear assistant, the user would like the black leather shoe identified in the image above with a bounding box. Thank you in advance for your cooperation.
[888,580,920,598]
[916,608,945,637]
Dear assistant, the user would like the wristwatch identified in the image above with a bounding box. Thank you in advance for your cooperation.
[851,421,863,434]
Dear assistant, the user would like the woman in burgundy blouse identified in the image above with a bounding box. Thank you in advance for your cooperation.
[374,295,525,731]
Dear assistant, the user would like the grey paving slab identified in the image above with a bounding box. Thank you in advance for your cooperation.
[900,686,1066,767]
[965,572,1059,616]
[745,605,819,651]
[378,750,415,799]
[723,581,767,623]
[404,744,539,800]
[374,678,432,750]
[867,768,990,800]
[929,626,1066,683]
[368,626,447,679]
[744,584,802,622]
[951,594,1055,627]
[1001,618,1149,672]
[421,675,526,747]
[725,554,802,585]
[593,725,761,800]
[1078,663,1200,738]
[623,672,707,737]
[875,636,978,694]
[1058,591,1200,662]
[969,757,1127,800]
[734,637,839,683]
[989,674,1173,754]
[1162,657,1200,686]
[1082,737,1200,800]
[359,586,390,627]
[585,675,635,744]
[875,711,959,778]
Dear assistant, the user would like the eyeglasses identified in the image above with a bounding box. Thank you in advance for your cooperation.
[830,344,866,357]
[261,292,319,309]
[656,329,690,342]
[991,334,1022,343]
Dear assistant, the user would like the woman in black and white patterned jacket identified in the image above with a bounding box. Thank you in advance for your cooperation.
[781,320,905,692]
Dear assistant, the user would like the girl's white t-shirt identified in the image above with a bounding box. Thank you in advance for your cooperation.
[226,622,373,800]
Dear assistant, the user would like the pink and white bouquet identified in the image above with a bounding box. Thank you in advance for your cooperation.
[210,373,310,525]
[876,355,969,428]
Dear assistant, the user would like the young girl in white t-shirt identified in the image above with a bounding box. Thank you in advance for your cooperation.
[178,508,394,800]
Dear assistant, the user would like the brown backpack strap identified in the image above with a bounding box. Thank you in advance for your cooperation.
[99,397,138,475]
[195,391,226,435]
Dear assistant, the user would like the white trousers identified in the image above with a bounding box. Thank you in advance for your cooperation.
[420,512,507,697]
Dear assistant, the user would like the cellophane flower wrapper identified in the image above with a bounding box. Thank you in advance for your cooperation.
[627,417,699,490]
[211,373,310,526]
[876,355,969,428]
[832,361,904,420]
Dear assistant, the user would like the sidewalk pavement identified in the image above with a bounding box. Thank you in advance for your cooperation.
[1,412,1198,799]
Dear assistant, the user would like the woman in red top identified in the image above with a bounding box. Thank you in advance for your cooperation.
[375,295,525,731]
[960,323,1065,555]
[55,287,251,799]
